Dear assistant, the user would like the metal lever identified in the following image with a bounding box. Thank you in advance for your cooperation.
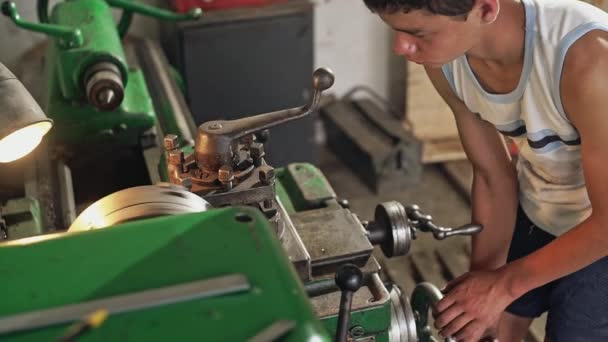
[107,0,202,38]
[406,205,483,240]
[334,264,363,342]
[194,68,335,173]
[107,0,202,21]
[2,2,83,48]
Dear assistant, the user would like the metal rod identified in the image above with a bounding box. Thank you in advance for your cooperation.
[335,290,354,342]
[304,279,338,297]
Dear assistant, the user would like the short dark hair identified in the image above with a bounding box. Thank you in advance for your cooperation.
[362,0,475,16]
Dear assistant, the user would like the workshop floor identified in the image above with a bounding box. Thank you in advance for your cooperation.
[318,147,546,342]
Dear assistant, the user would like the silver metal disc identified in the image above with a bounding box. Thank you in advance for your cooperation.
[68,183,212,232]
[379,201,412,257]
[389,286,418,342]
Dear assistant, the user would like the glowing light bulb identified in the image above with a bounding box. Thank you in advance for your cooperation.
[0,121,52,163]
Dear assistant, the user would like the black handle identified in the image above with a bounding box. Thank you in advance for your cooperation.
[334,264,363,342]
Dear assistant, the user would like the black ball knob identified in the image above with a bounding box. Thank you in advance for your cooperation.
[2,2,14,17]
[335,264,363,292]
[312,67,335,91]
[255,129,270,143]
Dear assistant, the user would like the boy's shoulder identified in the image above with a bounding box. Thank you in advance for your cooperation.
[530,0,608,44]
[534,0,608,22]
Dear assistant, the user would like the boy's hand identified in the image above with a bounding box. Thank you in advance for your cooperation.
[434,269,516,341]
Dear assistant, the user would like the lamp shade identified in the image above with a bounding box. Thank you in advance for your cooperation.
[0,63,52,163]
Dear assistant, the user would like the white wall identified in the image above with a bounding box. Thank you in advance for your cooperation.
[0,0,402,104]
[312,0,398,100]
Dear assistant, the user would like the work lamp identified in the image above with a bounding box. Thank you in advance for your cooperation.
[0,63,52,163]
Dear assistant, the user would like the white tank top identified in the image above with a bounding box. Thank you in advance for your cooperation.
[441,0,608,236]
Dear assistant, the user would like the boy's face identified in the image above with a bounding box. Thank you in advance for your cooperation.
[380,8,482,68]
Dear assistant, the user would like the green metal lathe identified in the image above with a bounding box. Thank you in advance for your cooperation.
[0,1,481,341]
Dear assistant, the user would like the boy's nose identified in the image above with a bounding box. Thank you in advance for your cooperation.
[394,33,417,56]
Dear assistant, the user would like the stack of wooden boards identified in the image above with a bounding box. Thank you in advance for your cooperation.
[405,63,465,164]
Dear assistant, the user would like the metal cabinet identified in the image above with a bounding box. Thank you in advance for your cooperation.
[162,1,317,166]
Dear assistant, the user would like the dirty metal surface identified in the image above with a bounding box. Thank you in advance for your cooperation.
[292,204,373,276]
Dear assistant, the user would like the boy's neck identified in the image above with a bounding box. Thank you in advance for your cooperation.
[467,0,526,67]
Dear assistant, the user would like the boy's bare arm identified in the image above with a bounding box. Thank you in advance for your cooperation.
[424,66,518,271]
[434,30,608,341]
[502,29,608,296]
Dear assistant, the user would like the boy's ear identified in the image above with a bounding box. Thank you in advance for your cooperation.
[473,0,500,24]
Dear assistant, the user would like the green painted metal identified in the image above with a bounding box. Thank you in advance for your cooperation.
[2,0,202,147]
[156,94,188,143]
[44,66,156,146]
[0,207,330,341]
[276,163,393,341]
[169,66,187,96]
[38,0,156,146]
[276,163,336,212]
[275,177,298,215]
[1,198,43,240]
[320,302,391,342]
[36,0,201,38]
[48,0,128,100]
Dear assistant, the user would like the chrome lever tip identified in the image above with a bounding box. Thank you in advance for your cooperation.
[312,67,335,91]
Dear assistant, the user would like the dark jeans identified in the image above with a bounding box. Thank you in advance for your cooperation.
[505,206,608,341]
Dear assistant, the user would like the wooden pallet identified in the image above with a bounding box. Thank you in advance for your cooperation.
[377,246,546,342]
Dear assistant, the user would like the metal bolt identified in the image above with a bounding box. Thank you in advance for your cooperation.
[218,165,234,190]
[208,122,223,130]
[168,150,185,166]
[338,199,350,209]
[182,151,195,173]
[350,326,365,338]
[255,129,270,143]
[250,142,265,166]
[258,165,275,185]
[250,143,264,157]
[164,134,179,151]
[233,149,249,166]
[240,134,254,147]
